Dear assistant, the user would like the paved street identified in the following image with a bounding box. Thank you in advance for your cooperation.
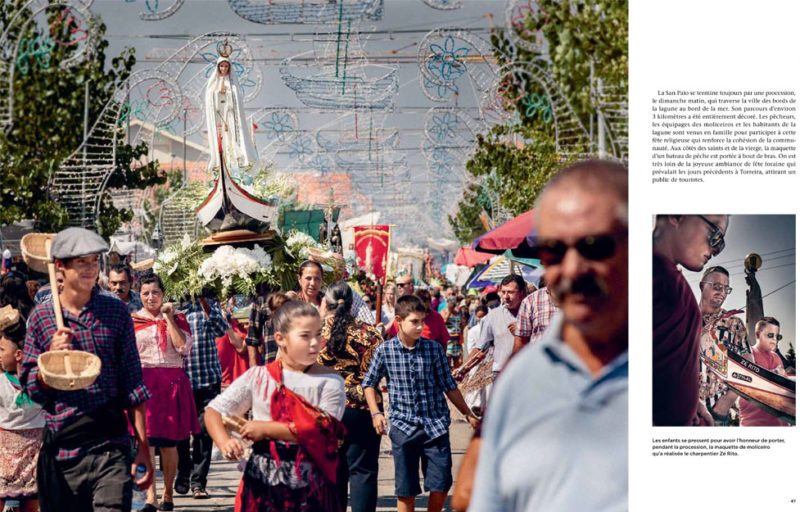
[166,410,473,512]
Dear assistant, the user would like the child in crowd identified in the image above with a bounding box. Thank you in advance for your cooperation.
[0,308,44,512]
[363,295,479,512]
[205,300,346,512]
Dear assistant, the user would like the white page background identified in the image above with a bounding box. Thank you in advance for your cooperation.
[630,0,799,509]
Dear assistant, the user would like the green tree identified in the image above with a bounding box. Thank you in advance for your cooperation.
[0,2,165,236]
[449,0,628,244]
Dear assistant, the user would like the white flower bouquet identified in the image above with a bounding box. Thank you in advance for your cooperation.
[197,245,274,298]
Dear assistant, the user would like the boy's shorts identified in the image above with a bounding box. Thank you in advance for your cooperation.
[388,426,452,497]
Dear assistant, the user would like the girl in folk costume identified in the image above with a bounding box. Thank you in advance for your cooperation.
[131,273,199,511]
[0,308,44,512]
[206,301,346,512]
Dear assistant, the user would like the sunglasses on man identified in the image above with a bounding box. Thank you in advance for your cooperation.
[701,281,732,295]
[534,231,627,266]
[697,215,726,255]
[765,332,783,341]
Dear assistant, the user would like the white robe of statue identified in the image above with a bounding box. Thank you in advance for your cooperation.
[204,57,259,179]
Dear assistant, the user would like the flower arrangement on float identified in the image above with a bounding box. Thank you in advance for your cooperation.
[153,229,345,300]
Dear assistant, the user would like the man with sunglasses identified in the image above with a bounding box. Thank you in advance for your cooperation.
[470,160,628,511]
[737,317,790,426]
[396,276,414,296]
[652,214,729,427]
[695,266,750,424]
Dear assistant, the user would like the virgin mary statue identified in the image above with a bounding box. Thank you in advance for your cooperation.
[196,44,277,232]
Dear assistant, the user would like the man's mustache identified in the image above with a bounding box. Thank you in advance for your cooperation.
[551,274,609,302]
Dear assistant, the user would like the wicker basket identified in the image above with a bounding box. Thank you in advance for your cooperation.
[307,247,345,280]
[20,233,55,274]
[0,305,20,331]
[37,350,102,391]
[131,258,155,272]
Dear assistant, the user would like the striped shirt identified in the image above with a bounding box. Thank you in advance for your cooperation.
[20,290,150,461]
[362,336,457,440]
[515,288,558,345]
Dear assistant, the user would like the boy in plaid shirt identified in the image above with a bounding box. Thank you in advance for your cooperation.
[363,295,478,512]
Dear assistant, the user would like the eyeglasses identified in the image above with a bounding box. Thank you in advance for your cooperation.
[534,231,627,266]
[701,281,732,294]
[697,215,725,255]
[765,332,783,341]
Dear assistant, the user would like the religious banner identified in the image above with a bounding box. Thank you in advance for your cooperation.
[353,225,390,282]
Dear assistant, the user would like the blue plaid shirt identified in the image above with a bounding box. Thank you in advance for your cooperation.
[362,336,457,440]
[21,290,151,461]
[123,290,143,314]
[183,300,227,390]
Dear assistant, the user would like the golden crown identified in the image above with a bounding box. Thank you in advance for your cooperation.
[217,40,233,58]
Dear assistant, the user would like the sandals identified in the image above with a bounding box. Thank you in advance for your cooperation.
[192,488,210,499]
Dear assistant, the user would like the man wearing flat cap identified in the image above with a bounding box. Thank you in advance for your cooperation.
[20,227,154,511]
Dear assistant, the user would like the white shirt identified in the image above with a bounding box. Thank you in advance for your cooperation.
[0,372,45,430]
[207,366,346,422]
[478,305,519,372]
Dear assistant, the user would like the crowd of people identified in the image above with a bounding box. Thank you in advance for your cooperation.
[0,159,633,512]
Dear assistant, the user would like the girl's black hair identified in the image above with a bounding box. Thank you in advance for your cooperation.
[1,319,26,347]
[0,275,34,321]
[273,300,320,335]
[322,281,354,354]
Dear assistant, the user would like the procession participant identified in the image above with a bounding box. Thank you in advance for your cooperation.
[511,283,558,355]
[0,275,34,321]
[737,317,790,426]
[385,289,449,353]
[216,305,249,388]
[175,290,229,499]
[653,214,729,426]
[296,260,375,324]
[440,298,466,368]
[108,264,143,314]
[0,311,44,512]
[380,282,397,328]
[132,273,199,511]
[205,301,346,512]
[469,274,528,379]
[395,275,414,297]
[694,266,748,423]
[469,159,628,511]
[317,281,384,512]
[363,295,478,512]
[19,227,153,511]
[245,292,290,367]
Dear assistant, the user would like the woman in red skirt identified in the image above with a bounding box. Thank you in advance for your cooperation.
[132,273,200,511]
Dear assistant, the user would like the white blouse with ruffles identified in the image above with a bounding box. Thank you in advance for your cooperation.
[134,308,193,368]
[207,366,345,423]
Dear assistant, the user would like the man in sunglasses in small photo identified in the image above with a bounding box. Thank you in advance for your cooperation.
[737,317,790,426]
[696,265,749,425]
[469,160,628,511]
[652,214,729,426]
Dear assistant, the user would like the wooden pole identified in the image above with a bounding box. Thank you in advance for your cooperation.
[45,239,64,330]
[375,285,383,327]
